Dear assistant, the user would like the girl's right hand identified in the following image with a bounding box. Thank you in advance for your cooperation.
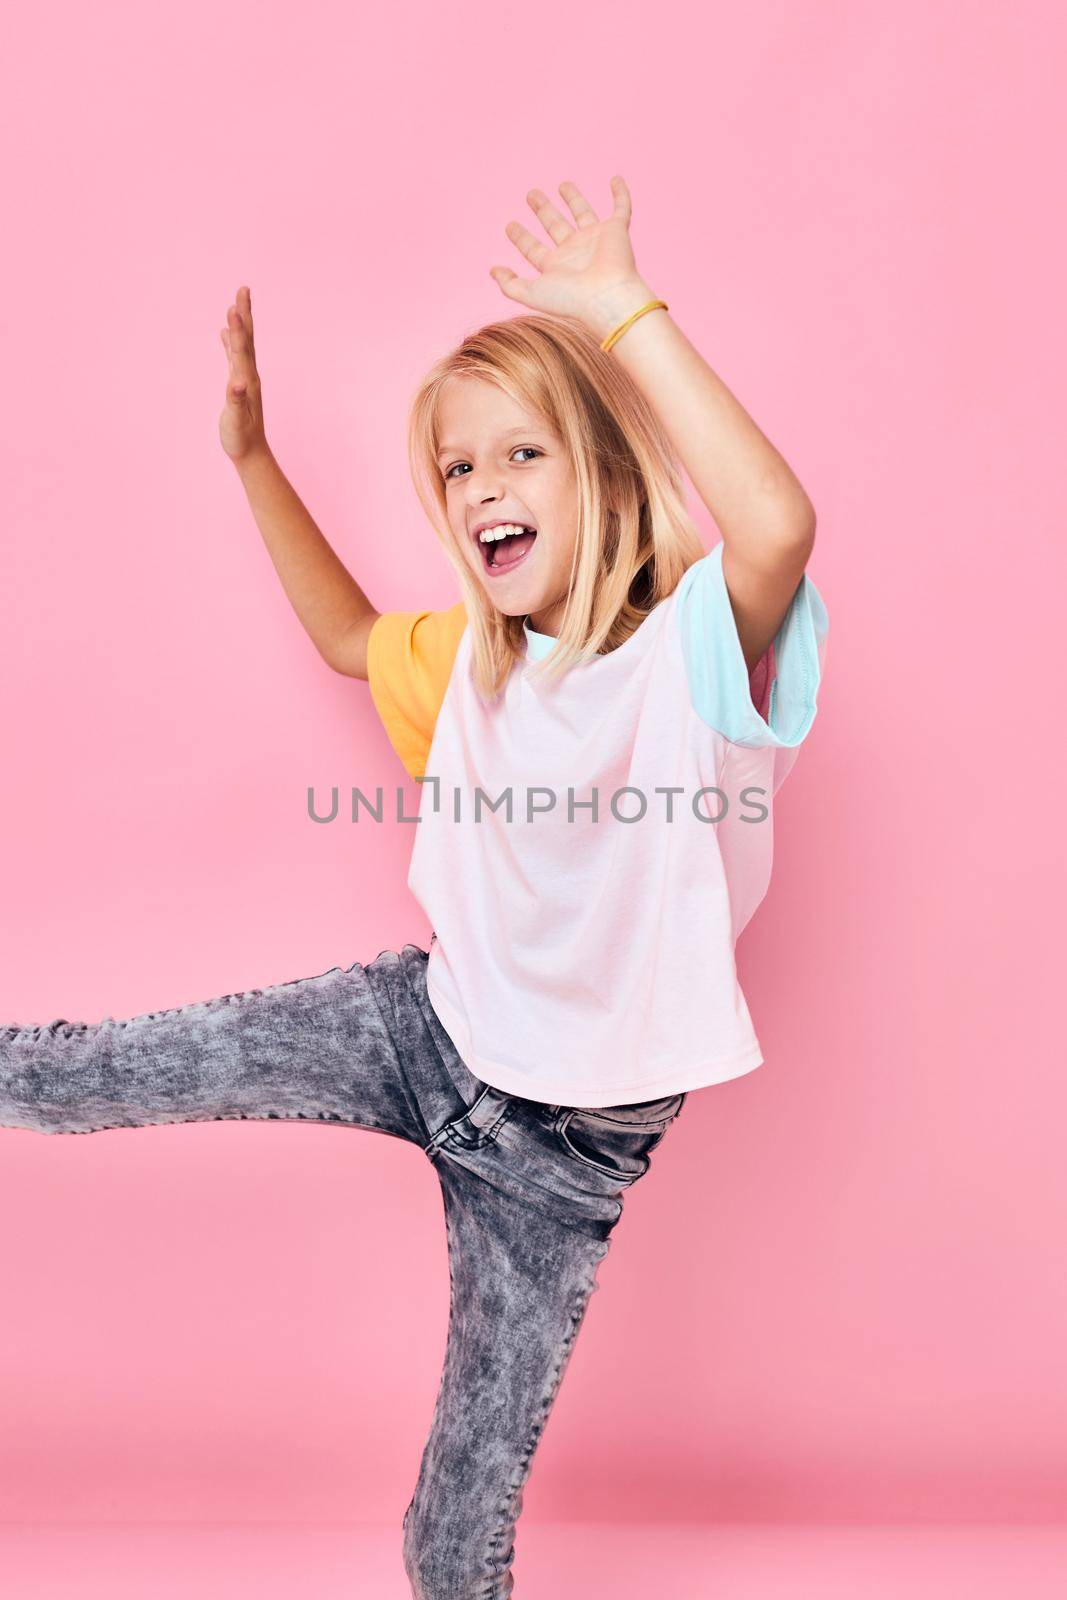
[218,285,268,464]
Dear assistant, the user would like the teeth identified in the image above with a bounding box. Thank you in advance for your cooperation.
[478,522,532,542]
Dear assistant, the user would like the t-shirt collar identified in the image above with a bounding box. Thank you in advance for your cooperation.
[522,618,558,662]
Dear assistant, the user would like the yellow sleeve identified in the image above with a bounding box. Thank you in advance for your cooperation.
[366,602,469,780]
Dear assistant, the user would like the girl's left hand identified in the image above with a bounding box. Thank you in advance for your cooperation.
[489,176,656,341]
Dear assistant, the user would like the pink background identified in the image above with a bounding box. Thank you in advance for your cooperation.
[1,0,1064,1532]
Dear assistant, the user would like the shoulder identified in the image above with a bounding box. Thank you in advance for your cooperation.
[673,541,829,753]
[366,602,469,779]
[368,601,468,668]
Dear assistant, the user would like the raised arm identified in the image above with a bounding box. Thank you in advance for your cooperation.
[218,285,378,679]
[489,176,817,678]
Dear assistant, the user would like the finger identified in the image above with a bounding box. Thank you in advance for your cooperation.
[227,304,258,389]
[236,284,255,355]
[558,180,600,230]
[608,174,632,225]
[489,265,536,306]
[223,312,250,397]
[223,328,247,398]
[504,221,550,272]
[526,187,574,245]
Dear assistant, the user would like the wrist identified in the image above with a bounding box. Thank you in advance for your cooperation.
[234,441,278,484]
[583,279,659,343]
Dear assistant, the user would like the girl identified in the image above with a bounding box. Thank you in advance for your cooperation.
[1,175,828,1597]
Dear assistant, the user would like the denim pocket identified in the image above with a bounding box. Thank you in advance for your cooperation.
[553,1093,686,1184]
[430,1082,518,1153]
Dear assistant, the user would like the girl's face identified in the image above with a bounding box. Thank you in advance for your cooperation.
[437,375,579,635]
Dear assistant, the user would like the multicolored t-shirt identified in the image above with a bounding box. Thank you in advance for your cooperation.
[366,541,829,1107]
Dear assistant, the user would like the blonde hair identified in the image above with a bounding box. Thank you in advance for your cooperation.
[407,311,706,700]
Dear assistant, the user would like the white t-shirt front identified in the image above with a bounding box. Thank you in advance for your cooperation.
[393,543,829,1107]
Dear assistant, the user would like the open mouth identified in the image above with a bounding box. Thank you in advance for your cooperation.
[479,525,538,575]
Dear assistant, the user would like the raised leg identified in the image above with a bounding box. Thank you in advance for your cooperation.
[0,949,439,1145]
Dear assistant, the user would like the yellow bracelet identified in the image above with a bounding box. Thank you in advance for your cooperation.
[600,297,669,353]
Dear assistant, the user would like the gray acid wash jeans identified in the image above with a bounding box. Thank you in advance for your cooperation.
[0,942,686,1599]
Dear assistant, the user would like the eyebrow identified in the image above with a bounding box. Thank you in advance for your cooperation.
[436,425,549,462]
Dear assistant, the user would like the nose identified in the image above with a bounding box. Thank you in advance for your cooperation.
[459,462,505,501]
[465,483,505,518]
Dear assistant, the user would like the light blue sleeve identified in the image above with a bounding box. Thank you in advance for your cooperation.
[676,541,829,746]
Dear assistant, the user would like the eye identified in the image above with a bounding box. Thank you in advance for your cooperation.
[443,446,543,481]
